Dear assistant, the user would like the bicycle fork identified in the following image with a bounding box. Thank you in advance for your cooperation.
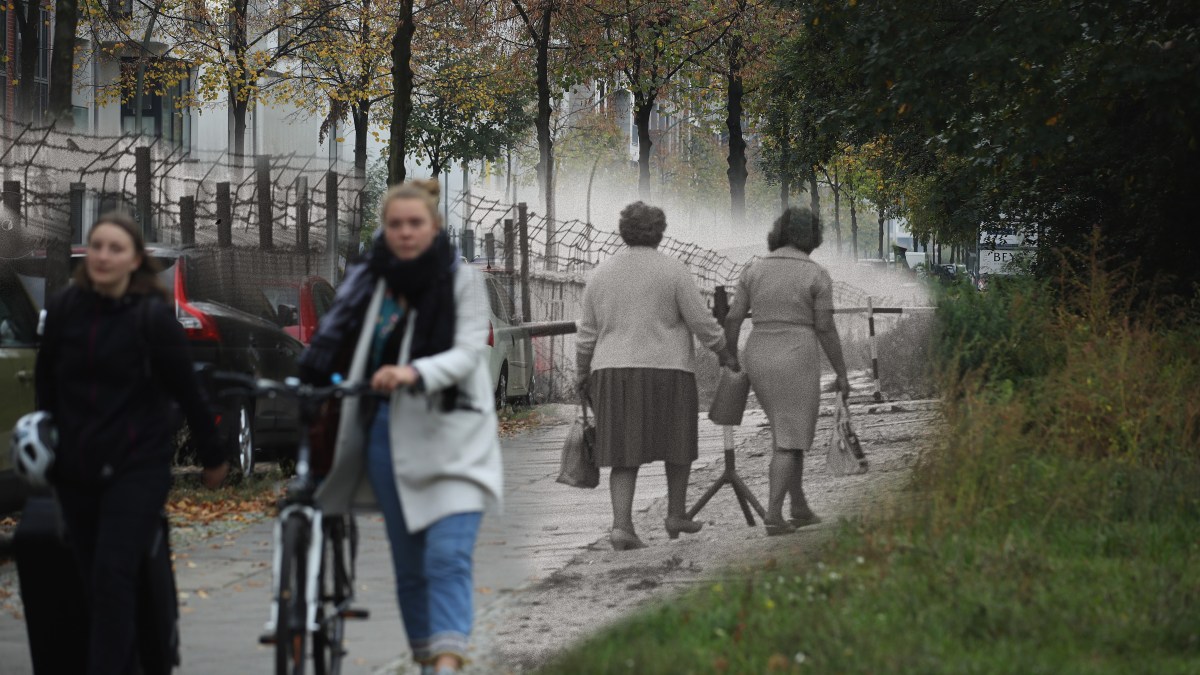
[264,505,325,635]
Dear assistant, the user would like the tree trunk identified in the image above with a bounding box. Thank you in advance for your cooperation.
[848,178,858,259]
[634,94,655,199]
[16,0,40,123]
[47,0,79,127]
[877,209,885,259]
[231,96,249,164]
[352,101,370,176]
[387,0,416,186]
[724,37,747,226]
[533,8,555,225]
[808,168,819,221]
[832,166,842,255]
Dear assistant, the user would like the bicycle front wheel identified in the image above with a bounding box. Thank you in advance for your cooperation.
[276,512,309,675]
[313,517,349,675]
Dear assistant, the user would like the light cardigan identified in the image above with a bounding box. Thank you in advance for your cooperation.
[576,246,727,376]
[315,266,503,533]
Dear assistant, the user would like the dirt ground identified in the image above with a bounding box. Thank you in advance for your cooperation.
[465,396,939,674]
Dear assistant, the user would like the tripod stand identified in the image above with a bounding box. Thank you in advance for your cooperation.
[686,426,767,525]
[686,285,767,527]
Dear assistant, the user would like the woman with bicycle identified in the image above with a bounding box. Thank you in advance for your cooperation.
[300,180,502,675]
[34,212,228,674]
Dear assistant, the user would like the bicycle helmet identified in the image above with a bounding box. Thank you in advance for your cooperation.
[11,411,57,488]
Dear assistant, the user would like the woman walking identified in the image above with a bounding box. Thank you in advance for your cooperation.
[35,212,228,674]
[725,206,849,535]
[300,180,502,675]
[576,201,736,550]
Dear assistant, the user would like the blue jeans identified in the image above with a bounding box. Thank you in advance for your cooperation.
[366,409,482,664]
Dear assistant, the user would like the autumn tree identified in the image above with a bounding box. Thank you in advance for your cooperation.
[582,0,734,198]
[275,0,394,174]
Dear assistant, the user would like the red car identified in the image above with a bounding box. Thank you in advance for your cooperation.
[260,276,338,345]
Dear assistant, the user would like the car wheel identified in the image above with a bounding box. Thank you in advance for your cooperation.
[230,402,255,481]
[520,371,539,407]
[495,363,509,412]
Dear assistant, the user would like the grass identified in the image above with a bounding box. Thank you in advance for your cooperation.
[536,253,1200,674]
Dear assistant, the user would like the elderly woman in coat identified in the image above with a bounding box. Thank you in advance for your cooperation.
[298,180,501,675]
[576,201,736,550]
[724,206,849,535]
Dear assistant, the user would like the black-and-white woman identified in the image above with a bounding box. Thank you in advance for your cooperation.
[725,206,849,535]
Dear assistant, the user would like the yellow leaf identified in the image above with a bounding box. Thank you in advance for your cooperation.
[1045,115,1059,126]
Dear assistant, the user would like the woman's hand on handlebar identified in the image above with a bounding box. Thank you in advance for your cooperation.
[202,461,230,489]
[371,365,420,393]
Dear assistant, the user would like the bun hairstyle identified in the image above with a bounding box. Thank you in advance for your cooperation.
[767,206,823,254]
[73,211,170,300]
[379,179,442,228]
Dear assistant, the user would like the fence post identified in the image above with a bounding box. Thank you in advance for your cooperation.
[484,232,495,266]
[136,146,153,241]
[216,182,232,248]
[325,170,339,283]
[69,183,86,244]
[461,229,475,262]
[504,218,516,319]
[868,296,883,402]
[256,154,273,249]
[2,180,19,218]
[179,196,196,246]
[296,176,309,251]
[518,202,531,322]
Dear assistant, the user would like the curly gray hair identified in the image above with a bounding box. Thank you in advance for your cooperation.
[618,201,667,248]
[767,206,823,253]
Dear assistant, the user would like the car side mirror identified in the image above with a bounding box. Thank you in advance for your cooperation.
[277,304,299,327]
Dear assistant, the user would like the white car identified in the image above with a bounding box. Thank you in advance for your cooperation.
[473,264,536,409]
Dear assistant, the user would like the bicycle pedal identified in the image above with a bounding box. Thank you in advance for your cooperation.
[258,632,276,645]
[340,607,370,620]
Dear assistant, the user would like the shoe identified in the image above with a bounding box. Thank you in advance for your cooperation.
[664,516,703,540]
[763,518,797,536]
[789,505,822,529]
[610,528,648,550]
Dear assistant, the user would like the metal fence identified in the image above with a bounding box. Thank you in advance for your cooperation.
[448,193,934,402]
[0,117,365,286]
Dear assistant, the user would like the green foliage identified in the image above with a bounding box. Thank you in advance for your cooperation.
[769,0,1200,306]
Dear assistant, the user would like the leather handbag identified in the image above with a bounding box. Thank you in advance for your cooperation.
[826,397,868,476]
[556,399,599,489]
[708,367,751,426]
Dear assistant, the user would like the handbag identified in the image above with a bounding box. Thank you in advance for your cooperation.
[556,398,599,489]
[826,397,868,476]
[708,367,751,426]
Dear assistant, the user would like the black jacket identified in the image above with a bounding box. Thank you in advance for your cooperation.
[35,286,223,484]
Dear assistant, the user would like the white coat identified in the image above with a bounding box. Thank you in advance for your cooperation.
[315,265,504,532]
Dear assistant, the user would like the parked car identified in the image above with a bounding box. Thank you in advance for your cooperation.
[14,247,305,479]
[0,260,41,513]
[260,276,337,345]
[466,258,536,409]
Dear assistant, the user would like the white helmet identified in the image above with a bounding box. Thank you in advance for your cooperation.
[11,411,57,488]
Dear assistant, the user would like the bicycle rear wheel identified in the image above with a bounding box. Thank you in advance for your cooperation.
[276,513,309,675]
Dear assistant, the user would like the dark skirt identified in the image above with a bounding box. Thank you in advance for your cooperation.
[590,368,698,469]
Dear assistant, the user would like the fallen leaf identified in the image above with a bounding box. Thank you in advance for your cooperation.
[767,653,790,671]
[196,590,209,599]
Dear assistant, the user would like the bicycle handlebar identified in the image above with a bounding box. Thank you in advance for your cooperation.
[211,371,390,404]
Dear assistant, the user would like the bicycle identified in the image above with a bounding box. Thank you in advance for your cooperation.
[213,372,381,675]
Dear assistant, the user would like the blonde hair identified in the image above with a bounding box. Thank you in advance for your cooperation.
[379,179,442,229]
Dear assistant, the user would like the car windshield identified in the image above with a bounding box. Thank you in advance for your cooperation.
[183,255,280,324]
[261,285,301,326]
[0,269,38,346]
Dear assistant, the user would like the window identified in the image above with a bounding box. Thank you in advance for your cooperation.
[312,282,335,319]
[109,0,134,17]
[0,273,39,346]
[120,59,191,149]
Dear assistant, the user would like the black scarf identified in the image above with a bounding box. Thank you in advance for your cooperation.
[299,230,460,408]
